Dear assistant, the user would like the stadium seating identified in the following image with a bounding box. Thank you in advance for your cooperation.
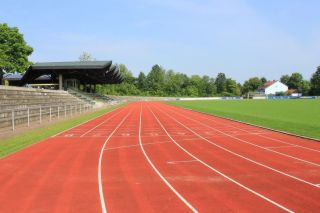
[0,86,90,129]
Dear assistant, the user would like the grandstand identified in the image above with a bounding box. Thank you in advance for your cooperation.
[0,60,124,131]
[0,85,92,130]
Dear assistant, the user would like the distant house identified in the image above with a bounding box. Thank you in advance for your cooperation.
[257,80,288,95]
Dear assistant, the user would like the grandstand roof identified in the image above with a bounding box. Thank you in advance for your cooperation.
[20,61,123,86]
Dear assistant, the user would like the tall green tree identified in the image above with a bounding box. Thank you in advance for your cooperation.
[280,75,290,85]
[242,77,263,94]
[310,66,320,95]
[137,71,147,90]
[287,72,303,89]
[119,64,135,84]
[146,64,165,95]
[0,23,33,81]
[226,78,240,95]
[215,73,227,94]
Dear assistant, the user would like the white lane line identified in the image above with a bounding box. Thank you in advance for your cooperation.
[182,107,320,153]
[104,141,172,151]
[316,184,320,188]
[167,160,198,164]
[159,106,319,187]
[149,106,294,213]
[139,105,198,213]
[51,105,124,138]
[166,107,320,168]
[80,108,125,137]
[266,145,298,149]
[260,134,320,153]
[98,111,131,213]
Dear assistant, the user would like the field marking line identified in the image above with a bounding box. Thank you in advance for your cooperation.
[166,106,320,168]
[266,145,298,149]
[80,108,126,137]
[104,141,172,151]
[177,105,320,153]
[155,105,318,188]
[167,160,198,164]
[148,105,294,213]
[139,104,198,213]
[98,111,132,213]
[51,105,125,138]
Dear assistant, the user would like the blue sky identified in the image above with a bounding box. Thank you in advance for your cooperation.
[1,0,320,82]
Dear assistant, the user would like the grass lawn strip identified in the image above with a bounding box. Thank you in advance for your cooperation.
[169,99,320,140]
[0,104,125,158]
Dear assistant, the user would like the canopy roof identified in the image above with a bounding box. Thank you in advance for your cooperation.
[20,61,123,85]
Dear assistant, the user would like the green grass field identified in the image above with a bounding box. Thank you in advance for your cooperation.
[169,99,320,140]
[0,104,124,158]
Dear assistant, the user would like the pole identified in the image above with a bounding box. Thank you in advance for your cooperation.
[40,106,42,124]
[12,110,15,131]
[27,108,30,127]
[49,106,52,122]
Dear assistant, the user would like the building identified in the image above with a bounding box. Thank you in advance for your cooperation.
[258,80,288,95]
[1,61,123,92]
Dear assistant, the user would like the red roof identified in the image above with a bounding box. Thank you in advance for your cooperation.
[260,80,277,89]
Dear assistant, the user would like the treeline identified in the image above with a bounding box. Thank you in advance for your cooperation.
[97,64,320,97]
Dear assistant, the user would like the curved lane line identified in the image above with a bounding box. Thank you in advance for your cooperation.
[139,104,198,213]
[157,105,318,187]
[98,111,132,213]
[165,106,320,167]
[149,105,294,213]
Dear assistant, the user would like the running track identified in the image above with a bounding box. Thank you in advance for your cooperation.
[0,102,319,212]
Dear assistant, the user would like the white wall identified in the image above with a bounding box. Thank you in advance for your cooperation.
[265,81,288,95]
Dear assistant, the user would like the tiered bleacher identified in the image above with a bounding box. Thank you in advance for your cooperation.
[0,86,91,129]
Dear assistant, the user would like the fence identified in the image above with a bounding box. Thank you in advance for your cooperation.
[0,103,93,132]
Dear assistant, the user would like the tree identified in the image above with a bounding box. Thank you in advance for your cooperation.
[242,77,262,94]
[215,73,227,94]
[310,66,320,95]
[118,64,135,84]
[280,75,290,85]
[137,72,147,90]
[226,78,237,95]
[287,72,303,89]
[79,52,94,61]
[260,77,267,84]
[146,64,165,95]
[0,23,33,81]
[300,80,311,95]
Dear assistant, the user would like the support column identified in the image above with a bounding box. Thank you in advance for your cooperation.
[59,74,63,90]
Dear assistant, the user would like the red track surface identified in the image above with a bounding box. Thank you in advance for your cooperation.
[1,102,319,212]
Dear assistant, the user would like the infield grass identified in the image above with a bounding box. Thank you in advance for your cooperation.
[0,104,125,158]
[169,99,320,140]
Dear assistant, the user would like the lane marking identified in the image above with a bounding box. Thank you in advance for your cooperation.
[158,106,318,187]
[80,109,125,137]
[183,107,320,153]
[104,141,172,151]
[167,160,198,164]
[266,145,298,149]
[149,105,293,213]
[139,105,198,213]
[167,107,320,168]
[51,105,125,138]
[98,111,131,213]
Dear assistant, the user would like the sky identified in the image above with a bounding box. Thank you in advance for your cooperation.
[1,0,320,82]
